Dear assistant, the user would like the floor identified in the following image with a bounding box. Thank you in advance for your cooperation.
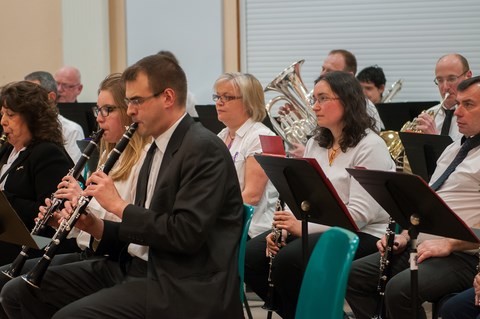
[243,292,433,318]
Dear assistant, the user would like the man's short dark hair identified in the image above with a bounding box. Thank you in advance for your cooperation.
[24,71,58,96]
[457,75,480,92]
[329,49,357,74]
[357,66,387,89]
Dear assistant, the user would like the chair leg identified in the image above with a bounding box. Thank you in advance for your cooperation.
[243,292,253,319]
[267,310,273,319]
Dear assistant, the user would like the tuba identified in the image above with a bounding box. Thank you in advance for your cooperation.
[264,60,317,148]
[381,79,403,103]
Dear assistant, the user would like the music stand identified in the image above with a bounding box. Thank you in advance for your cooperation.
[57,102,97,137]
[376,101,438,131]
[0,191,49,249]
[399,132,453,182]
[255,155,358,268]
[347,168,480,319]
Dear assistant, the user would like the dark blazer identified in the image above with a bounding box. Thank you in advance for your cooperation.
[99,115,244,318]
[0,141,72,265]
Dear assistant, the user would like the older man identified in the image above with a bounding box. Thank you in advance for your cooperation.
[54,66,83,103]
[346,75,480,319]
[416,53,472,141]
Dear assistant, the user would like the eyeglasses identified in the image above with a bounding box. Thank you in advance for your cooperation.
[212,94,242,103]
[124,92,162,107]
[92,105,117,117]
[434,70,469,86]
[56,82,80,90]
[309,95,340,107]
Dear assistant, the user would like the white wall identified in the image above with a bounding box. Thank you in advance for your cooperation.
[125,0,224,105]
[61,0,111,102]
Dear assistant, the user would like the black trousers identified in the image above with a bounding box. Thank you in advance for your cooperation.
[244,230,378,319]
[346,247,477,319]
[1,256,147,319]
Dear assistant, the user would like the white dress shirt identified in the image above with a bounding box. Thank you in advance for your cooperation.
[425,103,462,141]
[58,115,85,162]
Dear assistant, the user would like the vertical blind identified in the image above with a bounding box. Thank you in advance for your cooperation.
[240,0,480,103]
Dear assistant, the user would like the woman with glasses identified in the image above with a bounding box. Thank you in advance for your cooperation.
[213,72,278,238]
[244,71,396,319]
[0,81,74,267]
[0,74,149,314]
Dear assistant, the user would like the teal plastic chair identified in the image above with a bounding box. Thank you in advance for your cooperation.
[239,204,254,319]
[295,227,359,319]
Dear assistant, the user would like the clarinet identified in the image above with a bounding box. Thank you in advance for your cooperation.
[22,123,137,288]
[372,218,396,319]
[1,129,104,279]
[262,200,284,316]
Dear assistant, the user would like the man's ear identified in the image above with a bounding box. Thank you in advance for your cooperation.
[47,91,57,102]
[379,84,385,94]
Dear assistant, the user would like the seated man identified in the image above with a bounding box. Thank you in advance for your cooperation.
[357,65,386,104]
[1,54,245,319]
[346,75,480,319]
[54,66,83,103]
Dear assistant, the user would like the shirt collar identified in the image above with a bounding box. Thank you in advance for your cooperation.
[152,112,187,154]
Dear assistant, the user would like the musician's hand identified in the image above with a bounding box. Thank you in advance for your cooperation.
[288,143,305,158]
[278,103,293,116]
[376,233,408,255]
[416,239,453,263]
[474,274,480,306]
[266,232,286,257]
[84,171,128,218]
[273,211,301,237]
[37,198,64,228]
[54,175,82,202]
[415,113,438,135]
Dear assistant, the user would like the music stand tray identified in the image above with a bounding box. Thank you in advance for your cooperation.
[0,192,48,249]
[255,155,358,232]
[376,101,438,131]
[399,132,453,182]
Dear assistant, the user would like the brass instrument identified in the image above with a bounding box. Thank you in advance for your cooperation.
[381,79,403,103]
[264,60,317,148]
[372,218,396,319]
[1,129,104,280]
[380,93,450,169]
[22,123,137,288]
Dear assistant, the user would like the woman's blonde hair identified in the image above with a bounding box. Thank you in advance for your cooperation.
[97,73,148,181]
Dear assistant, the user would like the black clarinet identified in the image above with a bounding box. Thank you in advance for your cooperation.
[262,200,284,318]
[1,129,104,280]
[372,218,396,319]
[22,123,137,288]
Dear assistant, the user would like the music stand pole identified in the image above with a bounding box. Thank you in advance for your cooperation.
[408,214,420,319]
[300,201,310,271]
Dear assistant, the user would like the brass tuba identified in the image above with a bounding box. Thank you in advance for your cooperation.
[264,60,317,148]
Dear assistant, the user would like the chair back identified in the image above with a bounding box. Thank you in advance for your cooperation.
[239,204,255,303]
[295,227,359,319]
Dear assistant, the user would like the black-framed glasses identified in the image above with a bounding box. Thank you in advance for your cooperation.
[309,95,340,107]
[124,91,162,107]
[434,70,469,86]
[92,105,118,117]
[212,94,242,103]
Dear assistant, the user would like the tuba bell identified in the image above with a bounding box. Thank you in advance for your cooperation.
[264,60,317,148]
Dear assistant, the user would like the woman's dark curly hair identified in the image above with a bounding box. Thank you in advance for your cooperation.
[313,71,376,151]
[0,81,63,146]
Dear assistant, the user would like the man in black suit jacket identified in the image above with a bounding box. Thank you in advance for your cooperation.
[1,55,245,318]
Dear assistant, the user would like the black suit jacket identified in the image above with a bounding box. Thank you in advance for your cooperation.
[99,115,244,318]
[0,142,72,265]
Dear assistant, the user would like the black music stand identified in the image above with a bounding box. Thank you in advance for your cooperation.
[0,192,49,250]
[347,168,480,319]
[376,101,438,131]
[255,155,358,268]
[399,132,453,182]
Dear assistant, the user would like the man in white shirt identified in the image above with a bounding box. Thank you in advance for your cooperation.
[415,53,472,141]
[24,71,85,162]
[54,66,83,103]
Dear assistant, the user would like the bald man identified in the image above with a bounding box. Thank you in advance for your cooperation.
[54,66,83,103]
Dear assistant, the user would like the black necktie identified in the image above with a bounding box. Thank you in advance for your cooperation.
[135,142,157,207]
[440,109,455,136]
[430,135,480,191]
